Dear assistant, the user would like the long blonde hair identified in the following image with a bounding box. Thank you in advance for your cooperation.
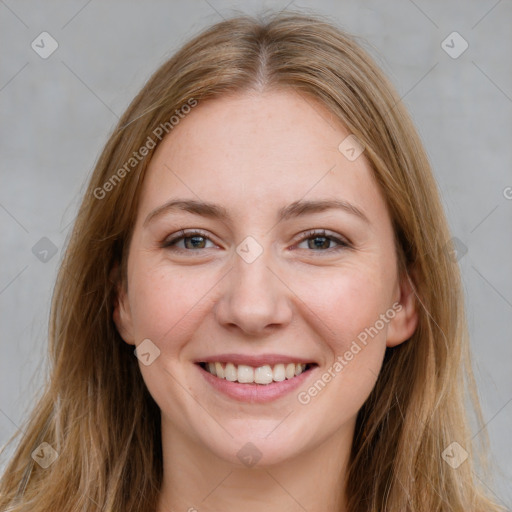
[0,10,503,512]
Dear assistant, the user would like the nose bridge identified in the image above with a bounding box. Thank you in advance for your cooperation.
[214,237,292,335]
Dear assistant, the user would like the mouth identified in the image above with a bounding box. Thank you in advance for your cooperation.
[194,354,319,402]
[197,361,317,385]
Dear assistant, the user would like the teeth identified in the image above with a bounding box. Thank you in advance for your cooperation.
[273,363,286,382]
[225,362,237,382]
[203,362,309,384]
[285,363,296,379]
[215,362,224,378]
[237,364,254,383]
[254,365,273,384]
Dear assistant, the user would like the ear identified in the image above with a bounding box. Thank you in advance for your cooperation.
[111,263,136,346]
[386,267,419,348]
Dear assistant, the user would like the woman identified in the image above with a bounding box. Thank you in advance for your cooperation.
[0,10,503,512]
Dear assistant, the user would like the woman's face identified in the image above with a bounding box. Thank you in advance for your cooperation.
[114,89,417,467]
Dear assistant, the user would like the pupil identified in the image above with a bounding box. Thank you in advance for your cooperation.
[185,236,205,249]
[309,237,329,250]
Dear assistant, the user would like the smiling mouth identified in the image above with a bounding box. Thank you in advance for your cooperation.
[197,362,317,385]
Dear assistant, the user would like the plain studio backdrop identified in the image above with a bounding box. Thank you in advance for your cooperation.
[0,0,511,506]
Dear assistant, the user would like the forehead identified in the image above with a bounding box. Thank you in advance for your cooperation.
[137,89,387,226]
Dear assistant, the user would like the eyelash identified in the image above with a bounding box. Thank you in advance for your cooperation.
[160,229,351,254]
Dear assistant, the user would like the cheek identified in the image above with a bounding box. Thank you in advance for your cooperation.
[128,261,220,347]
[292,263,392,408]
[293,261,393,351]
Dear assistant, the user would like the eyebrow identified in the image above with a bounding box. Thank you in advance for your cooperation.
[143,198,370,227]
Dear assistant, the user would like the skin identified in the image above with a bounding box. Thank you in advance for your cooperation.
[114,89,418,512]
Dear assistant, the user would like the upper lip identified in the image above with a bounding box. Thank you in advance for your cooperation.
[195,353,317,366]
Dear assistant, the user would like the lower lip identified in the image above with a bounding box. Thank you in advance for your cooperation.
[197,364,316,403]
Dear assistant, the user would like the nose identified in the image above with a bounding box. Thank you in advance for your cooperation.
[214,244,293,337]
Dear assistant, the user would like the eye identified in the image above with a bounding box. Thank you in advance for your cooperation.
[294,229,351,253]
[161,230,217,251]
[161,228,351,254]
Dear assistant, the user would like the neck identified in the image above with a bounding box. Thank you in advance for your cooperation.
[156,418,353,512]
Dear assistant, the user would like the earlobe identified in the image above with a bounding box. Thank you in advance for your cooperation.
[111,264,136,346]
[386,269,419,348]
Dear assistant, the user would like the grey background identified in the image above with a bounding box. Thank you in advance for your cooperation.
[1,0,510,505]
